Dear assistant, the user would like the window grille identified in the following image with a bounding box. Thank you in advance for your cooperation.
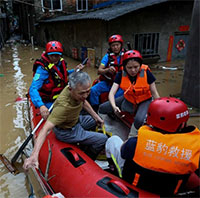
[76,0,88,11]
[134,33,159,57]
[41,0,63,12]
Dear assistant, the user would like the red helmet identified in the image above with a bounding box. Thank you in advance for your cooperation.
[147,97,189,132]
[123,50,143,66]
[46,41,63,55]
[108,35,123,45]
[124,50,142,61]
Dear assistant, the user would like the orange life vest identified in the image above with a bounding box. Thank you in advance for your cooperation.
[120,65,152,104]
[33,53,68,102]
[99,49,125,83]
[133,125,200,175]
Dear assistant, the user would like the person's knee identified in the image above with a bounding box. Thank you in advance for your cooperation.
[99,101,113,114]
[91,134,107,157]
[99,103,107,114]
[80,115,96,130]
[96,134,108,147]
[98,104,105,114]
[102,134,108,145]
[129,124,138,138]
[105,136,123,155]
[134,117,144,129]
[121,102,134,113]
[106,136,118,147]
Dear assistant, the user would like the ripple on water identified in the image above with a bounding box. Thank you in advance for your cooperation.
[0,171,29,198]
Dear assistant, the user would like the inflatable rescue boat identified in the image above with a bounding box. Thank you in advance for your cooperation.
[27,97,159,197]
[27,97,199,197]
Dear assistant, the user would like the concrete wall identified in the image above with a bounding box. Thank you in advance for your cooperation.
[107,1,193,62]
[34,1,193,63]
[36,19,107,65]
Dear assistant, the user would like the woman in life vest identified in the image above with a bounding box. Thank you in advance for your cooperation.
[29,41,83,119]
[105,97,200,196]
[89,34,125,112]
[99,50,160,137]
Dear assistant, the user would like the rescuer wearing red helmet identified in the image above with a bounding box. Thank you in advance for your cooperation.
[99,50,160,136]
[46,40,63,55]
[29,41,83,119]
[105,97,200,196]
[146,97,190,132]
[89,34,126,112]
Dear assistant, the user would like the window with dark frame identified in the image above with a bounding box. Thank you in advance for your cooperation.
[134,33,159,57]
[42,0,62,11]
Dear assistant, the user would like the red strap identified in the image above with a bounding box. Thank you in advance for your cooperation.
[174,180,183,194]
[132,173,140,186]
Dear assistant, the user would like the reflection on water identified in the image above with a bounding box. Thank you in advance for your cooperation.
[0,172,28,197]
[12,45,29,133]
[0,43,31,197]
[0,43,199,198]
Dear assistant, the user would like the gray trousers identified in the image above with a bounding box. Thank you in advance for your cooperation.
[53,115,108,153]
[99,95,152,129]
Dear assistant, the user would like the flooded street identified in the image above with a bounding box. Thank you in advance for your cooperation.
[0,43,87,198]
[0,43,199,198]
[0,43,32,198]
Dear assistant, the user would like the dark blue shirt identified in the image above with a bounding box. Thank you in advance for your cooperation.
[121,137,138,160]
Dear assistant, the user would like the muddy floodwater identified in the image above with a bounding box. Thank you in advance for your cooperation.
[0,43,199,198]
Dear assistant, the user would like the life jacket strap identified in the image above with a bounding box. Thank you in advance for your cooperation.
[132,173,140,186]
[111,154,122,178]
[174,179,183,194]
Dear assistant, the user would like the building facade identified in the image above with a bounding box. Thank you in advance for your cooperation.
[17,0,194,64]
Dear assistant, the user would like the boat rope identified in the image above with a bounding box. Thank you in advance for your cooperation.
[45,140,52,181]
[28,182,35,198]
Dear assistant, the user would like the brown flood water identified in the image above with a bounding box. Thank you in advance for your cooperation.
[0,43,199,198]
